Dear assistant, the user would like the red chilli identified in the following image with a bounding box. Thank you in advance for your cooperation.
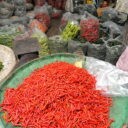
[0,62,113,128]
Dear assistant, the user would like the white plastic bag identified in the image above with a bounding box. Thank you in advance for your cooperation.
[116,47,128,72]
[86,57,128,97]
[116,0,128,14]
[65,0,73,12]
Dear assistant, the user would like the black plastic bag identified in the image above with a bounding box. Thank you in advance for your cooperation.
[87,38,106,60]
[105,39,125,65]
[68,40,88,55]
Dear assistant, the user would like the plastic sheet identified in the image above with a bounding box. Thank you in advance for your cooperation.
[86,57,128,97]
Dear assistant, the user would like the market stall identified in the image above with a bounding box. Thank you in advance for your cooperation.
[0,0,128,128]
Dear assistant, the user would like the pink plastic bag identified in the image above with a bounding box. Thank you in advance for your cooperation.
[116,47,128,72]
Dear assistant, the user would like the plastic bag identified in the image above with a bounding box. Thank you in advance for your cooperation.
[80,18,100,42]
[0,1,14,8]
[65,0,73,12]
[105,39,125,65]
[60,12,81,27]
[34,5,50,27]
[48,35,68,54]
[29,19,47,33]
[81,11,99,21]
[116,12,127,25]
[11,16,29,25]
[31,28,49,57]
[34,0,45,6]
[85,56,128,97]
[116,0,128,14]
[14,6,26,16]
[116,47,128,72]
[26,3,34,11]
[0,8,13,19]
[101,7,118,22]
[83,4,97,16]
[52,8,62,19]
[87,38,106,60]
[61,21,80,41]
[102,21,123,39]
[0,19,12,26]
[68,40,88,55]
[0,24,24,47]
[34,5,49,15]
[26,11,35,19]
[14,0,26,6]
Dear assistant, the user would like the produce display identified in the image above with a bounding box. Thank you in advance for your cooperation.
[0,24,23,47]
[35,13,51,28]
[0,61,112,128]
[61,21,80,41]
[29,20,48,33]
[0,61,4,71]
[32,32,50,57]
[48,36,68,54]
[80,18,100,42]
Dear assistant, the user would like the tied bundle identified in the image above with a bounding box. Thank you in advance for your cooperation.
[80,18,100,42]
[0,62,113,128]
